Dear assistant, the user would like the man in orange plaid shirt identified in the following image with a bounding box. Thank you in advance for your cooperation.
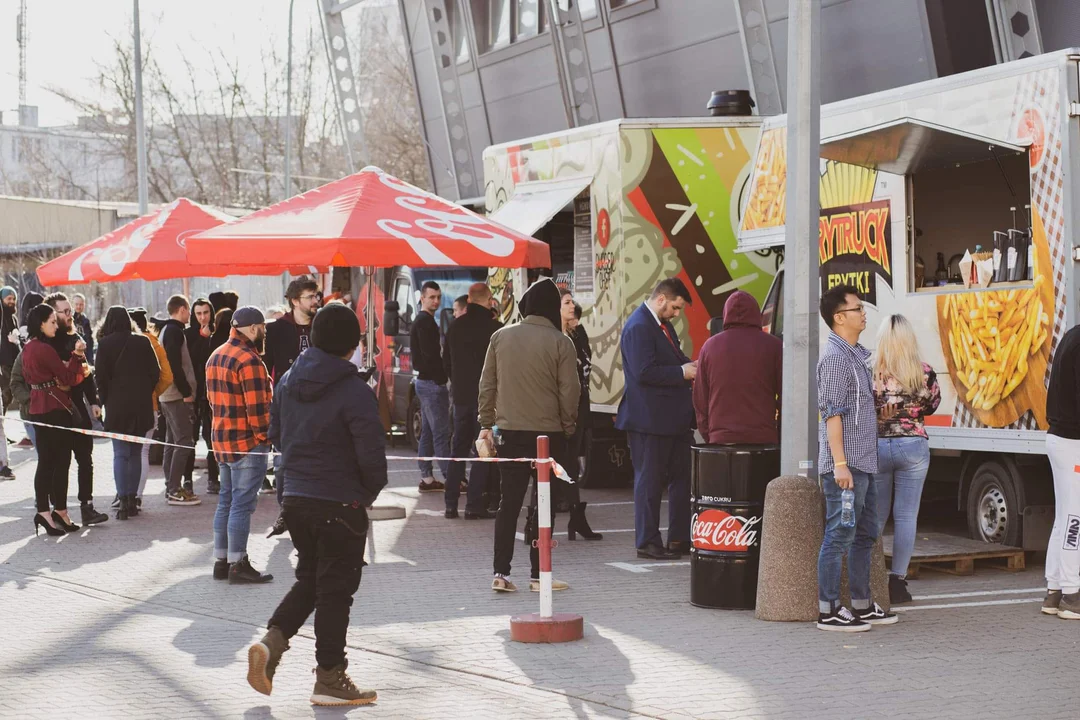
[206,306,274,585]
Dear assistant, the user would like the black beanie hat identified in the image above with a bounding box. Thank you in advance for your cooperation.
[311,303,361,357]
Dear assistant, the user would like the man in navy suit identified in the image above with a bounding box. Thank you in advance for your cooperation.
[616,278,697,560]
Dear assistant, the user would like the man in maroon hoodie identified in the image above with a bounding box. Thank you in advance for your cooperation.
[693,290,782,445]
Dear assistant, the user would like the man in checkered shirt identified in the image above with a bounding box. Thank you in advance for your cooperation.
[206,306,274,585]
[815,284,896,632]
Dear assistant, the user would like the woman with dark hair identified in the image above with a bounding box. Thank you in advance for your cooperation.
[21,303,88,535]
[210,308,234,353]
[96,306,160,520]
[129,308,172,507]
[558,288,600,540]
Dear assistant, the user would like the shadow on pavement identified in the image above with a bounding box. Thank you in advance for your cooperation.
[499,625,635,719]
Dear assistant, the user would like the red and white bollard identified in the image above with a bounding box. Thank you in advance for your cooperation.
[509,435,584,643]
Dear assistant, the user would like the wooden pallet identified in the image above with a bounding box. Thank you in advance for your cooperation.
[883,532,1026,579]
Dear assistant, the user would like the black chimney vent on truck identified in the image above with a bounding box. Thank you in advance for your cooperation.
[707,90,755,117]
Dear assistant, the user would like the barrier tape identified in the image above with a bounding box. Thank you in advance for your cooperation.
[1,416,572,482]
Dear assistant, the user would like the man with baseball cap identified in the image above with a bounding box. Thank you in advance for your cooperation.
[206,306,274,584]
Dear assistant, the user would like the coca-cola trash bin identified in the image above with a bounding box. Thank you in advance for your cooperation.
[690,444,780,609]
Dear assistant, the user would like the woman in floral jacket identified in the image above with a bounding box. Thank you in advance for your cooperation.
[872,314,941,604]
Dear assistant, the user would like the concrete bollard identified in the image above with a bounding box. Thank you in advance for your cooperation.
[755,475,824,622]
[839,537,891,612]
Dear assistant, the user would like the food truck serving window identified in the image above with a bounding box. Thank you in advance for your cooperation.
[820,118,1033,295]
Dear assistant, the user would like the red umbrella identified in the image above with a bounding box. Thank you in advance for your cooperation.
[37,198,320,286]
[185,166,551,268]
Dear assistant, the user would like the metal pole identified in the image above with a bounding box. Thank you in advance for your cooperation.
[536,434,553,618]
[365,266,376,369]
[133,0,149,309]
[133,0,148,215]
[779,0,820,478]
[285,0,296,199]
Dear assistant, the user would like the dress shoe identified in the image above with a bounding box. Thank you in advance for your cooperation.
[637,543,679,560]
[229,556,274,584]
[666,540,691,556]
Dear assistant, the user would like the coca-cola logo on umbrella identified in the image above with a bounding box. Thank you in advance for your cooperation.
[692,508,761,552]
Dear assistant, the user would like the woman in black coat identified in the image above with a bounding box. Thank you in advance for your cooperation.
[95,306,159,519]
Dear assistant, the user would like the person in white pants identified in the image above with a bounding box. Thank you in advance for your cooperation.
[1043,323,1080,619]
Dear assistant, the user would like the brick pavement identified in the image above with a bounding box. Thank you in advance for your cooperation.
[0,423,1076,719]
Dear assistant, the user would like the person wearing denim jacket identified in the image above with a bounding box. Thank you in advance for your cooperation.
[871,314,941,605]
[815,285,897,632]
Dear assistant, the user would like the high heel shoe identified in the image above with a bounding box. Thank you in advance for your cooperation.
[33,514,66,537]
[51,511,81,533]
[567,502,602,541]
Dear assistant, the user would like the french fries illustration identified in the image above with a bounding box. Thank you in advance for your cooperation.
[944,275,1048,412]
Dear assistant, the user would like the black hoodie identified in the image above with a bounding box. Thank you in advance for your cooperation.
[1,303,18,367]
[269,346,388,507]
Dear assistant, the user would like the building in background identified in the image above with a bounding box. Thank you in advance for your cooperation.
[397,0,1080,203]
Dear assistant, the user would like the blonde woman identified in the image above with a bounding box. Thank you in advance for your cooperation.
[872,314,941,604]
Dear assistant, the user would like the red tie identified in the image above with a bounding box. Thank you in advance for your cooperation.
[661,323,678,351]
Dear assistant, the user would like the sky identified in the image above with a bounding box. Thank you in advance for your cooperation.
[0,0,390,127]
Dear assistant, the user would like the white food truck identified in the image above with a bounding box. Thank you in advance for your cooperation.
[738,49,1080,547]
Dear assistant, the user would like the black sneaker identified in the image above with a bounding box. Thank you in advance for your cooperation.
[816,606,871,632]
[855,602,899,625]
[229,556,274,585]
[0,465,14,479]
[888,574,913,604]
[213,559,229,580]
[206,479,221,495]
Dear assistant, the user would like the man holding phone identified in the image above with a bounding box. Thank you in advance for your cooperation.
[815,285,896,632]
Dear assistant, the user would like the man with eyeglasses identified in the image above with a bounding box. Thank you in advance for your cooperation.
[263,278,321,494]
[815,284,896,632]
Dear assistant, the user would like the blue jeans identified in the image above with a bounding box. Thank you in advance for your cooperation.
[875,436,930,578]
[214,447,269,563]
[445,402,489,512]
[415,379,450,480]
[112,439,142,497]
[818,470,879,613]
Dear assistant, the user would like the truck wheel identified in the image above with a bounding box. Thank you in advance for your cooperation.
[966,459,1023,546]
[406,395,422,451]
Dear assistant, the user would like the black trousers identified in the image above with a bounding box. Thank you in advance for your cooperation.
[72,433,94,504]
[32,410,74,512]
[268,497,368,670]
[493,430,566,580]
[184,397,218,483]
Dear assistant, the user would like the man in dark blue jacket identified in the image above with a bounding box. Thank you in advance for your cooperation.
[250,303,386,707]
[615,278,697,560]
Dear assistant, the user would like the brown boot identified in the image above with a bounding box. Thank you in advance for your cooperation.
[310,663,377,706]
[247,627,289,695]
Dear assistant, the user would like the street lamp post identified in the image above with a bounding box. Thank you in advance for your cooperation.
[779,0,821,478]
[133,0,150,308]
[284,0,296,200]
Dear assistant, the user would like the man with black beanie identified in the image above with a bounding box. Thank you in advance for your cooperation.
[478,278,579,593]
[249,303,386,706]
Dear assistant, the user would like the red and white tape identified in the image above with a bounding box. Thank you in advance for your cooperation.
[2,416,571,481]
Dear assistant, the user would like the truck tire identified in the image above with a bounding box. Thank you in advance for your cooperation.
[966,459,1024,546]
[406,394,421,451]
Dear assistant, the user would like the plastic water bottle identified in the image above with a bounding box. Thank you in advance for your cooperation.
[840,489,856,528]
